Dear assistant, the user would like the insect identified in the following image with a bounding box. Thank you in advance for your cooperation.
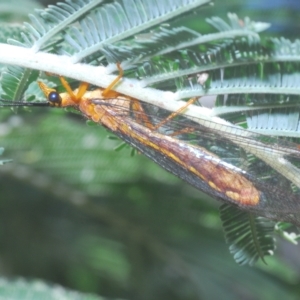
[2,64,300,225]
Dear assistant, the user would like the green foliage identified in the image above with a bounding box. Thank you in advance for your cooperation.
[0,278,105,300]
[220,204,275,265]
[0,0,42,21]
[0,147,11,165]
[1,0,300,299]
[15,0,104,50]
[1,66,39,101]
[0,23,23,44]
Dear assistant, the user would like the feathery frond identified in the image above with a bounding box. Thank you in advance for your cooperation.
[102,17,262,65]
[0,66,38,101]
[136,36,263,86]
[206,13,270,33]
[246,108,300,137]
[8,0,104,51]
[65,0,211,62]
[220,204,275,266]
[100,26,203,64]
[0,23,23,44]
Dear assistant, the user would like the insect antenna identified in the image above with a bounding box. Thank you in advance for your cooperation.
[0,99,49,107]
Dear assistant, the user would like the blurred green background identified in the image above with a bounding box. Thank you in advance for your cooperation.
[1,0,300,299]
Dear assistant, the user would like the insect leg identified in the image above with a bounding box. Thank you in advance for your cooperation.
[102,63,124,98]
[152,98,198,131]
[75,82,90,100]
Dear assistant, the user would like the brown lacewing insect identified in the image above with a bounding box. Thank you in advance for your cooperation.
[2,64,300,225]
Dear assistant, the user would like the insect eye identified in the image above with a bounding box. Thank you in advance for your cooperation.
[48,91,62,106]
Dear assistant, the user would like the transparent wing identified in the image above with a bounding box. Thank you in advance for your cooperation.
[91,97,300,225]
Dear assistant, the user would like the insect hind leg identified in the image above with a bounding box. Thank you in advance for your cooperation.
[102,63,124,98]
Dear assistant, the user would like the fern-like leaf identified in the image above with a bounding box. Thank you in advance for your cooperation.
[102,20,261,65]
[206,13,270,33]
[0,23,24,45]
[136,36,263,86]
[8,0,104,51]
[65,0,211,62]
[0,66,38,101]
[100,26,203,63]
[137,35,300,88]
[220,204,275,266]
[246,108,300,137]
